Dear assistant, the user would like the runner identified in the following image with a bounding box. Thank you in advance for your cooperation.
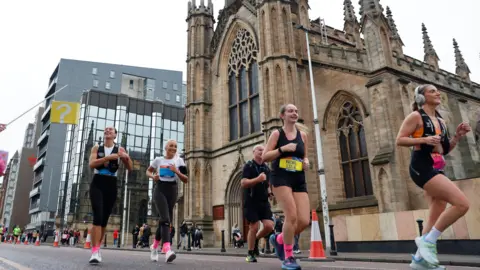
[396,84,471,269]
[241,144,274,263]
[88,126,133,264]
[146,139,188,263]
[263,104,310,270]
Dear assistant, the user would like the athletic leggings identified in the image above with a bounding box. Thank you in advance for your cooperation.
[153,181,178,243]
[89,174,118,227]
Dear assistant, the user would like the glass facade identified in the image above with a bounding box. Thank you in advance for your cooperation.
[58,90,185,229]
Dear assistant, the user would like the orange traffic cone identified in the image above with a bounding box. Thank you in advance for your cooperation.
[35,236,40,246]
[24,238,28,245]
[84,230,91,249]
[308,210,327,259]
[53,231,59,247]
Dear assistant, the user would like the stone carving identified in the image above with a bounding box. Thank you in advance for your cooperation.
[228,28,258,75]
[211,1,243,54]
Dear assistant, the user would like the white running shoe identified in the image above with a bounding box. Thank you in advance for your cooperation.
[165,250,176,263]
[415,237,439,266]
[89,251,102,264]
[150,244,159,262]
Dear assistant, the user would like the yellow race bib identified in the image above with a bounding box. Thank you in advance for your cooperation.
[279,157,303,172]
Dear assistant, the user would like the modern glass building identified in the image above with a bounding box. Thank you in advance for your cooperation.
[57,89,185,230]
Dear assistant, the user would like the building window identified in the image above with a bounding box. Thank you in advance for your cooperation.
[337,101,373,198]
[166,93,170,101]
[106,81,111,90]
[110,71,115,78]
[173,83,178,91]
[227,28,260,141]
[93,79,99,88]
[163,81,167,89]
[176,95,180,103]
[92,67,97,75]
[129,80,134,89]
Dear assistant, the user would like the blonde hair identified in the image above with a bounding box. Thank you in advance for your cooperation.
[164,139,179,159]
[295,122,309,134]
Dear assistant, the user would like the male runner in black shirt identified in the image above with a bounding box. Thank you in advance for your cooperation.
[241,144,274,263]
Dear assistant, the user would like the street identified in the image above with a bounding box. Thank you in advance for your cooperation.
[0,244,477,270]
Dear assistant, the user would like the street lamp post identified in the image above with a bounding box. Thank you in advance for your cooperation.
[296,24,331,251]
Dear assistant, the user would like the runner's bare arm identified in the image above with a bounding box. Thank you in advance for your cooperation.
[262,130,281,162]
[89,145,106,168]
[119,147,133,171]
[146,166,156,179]
[396,112,426,147]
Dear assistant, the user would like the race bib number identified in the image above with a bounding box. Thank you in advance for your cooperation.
[279,157,303,172]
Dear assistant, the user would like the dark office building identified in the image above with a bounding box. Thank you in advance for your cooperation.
[59,89,185,235]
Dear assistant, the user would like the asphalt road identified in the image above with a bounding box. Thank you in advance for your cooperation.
[0,244,476,270]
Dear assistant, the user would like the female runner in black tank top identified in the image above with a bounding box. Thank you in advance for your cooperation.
[262,104,310,270]
[396,84,471,268]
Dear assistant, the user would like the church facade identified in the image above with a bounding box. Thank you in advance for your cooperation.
[181,0,480,248]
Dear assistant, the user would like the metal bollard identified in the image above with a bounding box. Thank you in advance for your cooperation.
[117,236,121,248]
[329,223,338,256]
[187,232,192,251]
[104,234,107,247]
[221,230,226,252]
[416,219,424,236]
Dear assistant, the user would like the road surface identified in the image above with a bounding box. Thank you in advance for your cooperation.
[0,244,475,269]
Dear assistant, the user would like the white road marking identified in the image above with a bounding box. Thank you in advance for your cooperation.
[0,257,32,270]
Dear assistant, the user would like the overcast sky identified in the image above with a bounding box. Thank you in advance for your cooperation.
[0,0,478,184]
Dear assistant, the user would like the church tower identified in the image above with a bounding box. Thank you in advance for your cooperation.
[359,0,403,69]
[257,0,305,133]
[185,0,215,241]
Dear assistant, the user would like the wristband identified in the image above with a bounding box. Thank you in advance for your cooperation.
[278,147,283,154]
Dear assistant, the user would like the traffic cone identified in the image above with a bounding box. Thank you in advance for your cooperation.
[35,236,40,246]
[53,231,59,247]
[84,230,91,249]
[308,210,326,259]
[24,238,28,245]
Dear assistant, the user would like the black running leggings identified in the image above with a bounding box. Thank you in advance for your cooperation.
[153,181,178,243]
[89,174,118,227]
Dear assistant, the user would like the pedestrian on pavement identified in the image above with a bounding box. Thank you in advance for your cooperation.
[132,224,139,249]
[88,126,133,264]
[146,139,188,264]
[263,104,311,270]
[113,229,118,247]
[177,220,187,250]
[396,84,471,269]
[240,144,274,263]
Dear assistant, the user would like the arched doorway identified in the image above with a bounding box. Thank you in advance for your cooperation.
[226,172,248,244]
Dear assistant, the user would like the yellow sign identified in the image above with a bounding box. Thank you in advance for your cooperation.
[50,101,80,125]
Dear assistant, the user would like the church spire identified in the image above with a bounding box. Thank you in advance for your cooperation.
[453,38,470,81]
[344,0,358,24]
[421,23,439,70]
[344,0,362,49]
[359,0,384,24]
[385,6,402,43]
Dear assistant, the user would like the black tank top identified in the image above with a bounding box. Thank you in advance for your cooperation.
[272,128,305,175]
[95,144,120,177]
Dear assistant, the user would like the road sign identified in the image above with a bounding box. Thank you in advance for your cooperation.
[50,101,80,125]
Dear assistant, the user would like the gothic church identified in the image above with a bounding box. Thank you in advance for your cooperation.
[181,0,480,248]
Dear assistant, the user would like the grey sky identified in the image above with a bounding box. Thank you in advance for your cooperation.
[0,0,478,184]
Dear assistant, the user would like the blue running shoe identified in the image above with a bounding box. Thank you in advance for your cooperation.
[269,233,285,261]
[282,256,301,270]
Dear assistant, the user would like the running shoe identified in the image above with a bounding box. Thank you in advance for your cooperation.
[165,250,176,263]
[409,255,445,269]
[89,251,102,264]
[245,254,257,263]
[150,244,159,262]
[282,256,301,270]
[269,233,285,261]
[415,236,439,266]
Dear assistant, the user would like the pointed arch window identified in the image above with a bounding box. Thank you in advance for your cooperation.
[337,102,373,198]
[228,28,260,141]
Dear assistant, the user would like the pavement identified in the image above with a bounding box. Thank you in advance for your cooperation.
[75,245,480,268]
[1,244,478,270]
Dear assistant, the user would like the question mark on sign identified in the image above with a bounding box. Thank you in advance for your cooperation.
[57,104,72,124]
